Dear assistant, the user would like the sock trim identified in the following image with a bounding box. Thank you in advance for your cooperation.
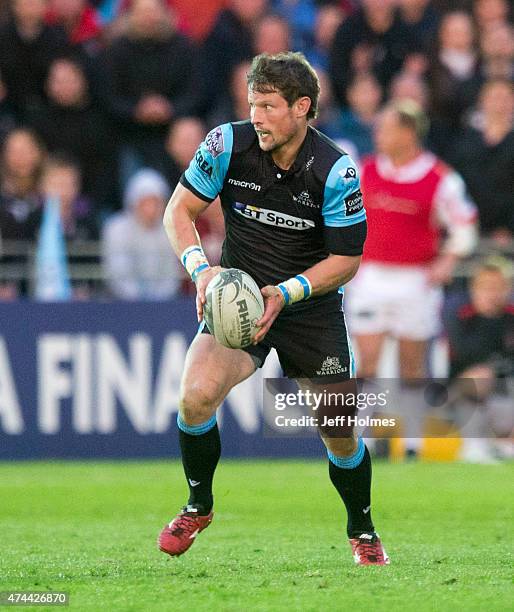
[328,437,365,469]
[177,413,217,436]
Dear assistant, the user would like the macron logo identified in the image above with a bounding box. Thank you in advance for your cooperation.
[189,479,201,487]
[228,178,262,191]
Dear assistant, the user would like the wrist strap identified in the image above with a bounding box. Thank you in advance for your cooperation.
[181,245,210,280]
[191,262,210,283]
[276,274,312,305]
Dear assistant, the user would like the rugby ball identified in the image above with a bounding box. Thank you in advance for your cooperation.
[203,269,264,349]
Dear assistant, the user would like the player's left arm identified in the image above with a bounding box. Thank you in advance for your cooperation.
[255,156,366,343]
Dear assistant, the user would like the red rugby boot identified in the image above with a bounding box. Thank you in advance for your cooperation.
[349,533,390,565]
[158,505,213,557]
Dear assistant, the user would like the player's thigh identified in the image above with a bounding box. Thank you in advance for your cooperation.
[353,333,387,378]
[345,263,392,337]
[398,338,427,379]
[391,271,442,341]
[180,332,256,419]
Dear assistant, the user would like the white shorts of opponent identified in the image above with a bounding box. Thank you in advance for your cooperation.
[345,262,443,341]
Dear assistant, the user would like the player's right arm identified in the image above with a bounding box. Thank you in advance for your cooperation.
[163,184,222,320]
[163,183,210,263]
[163,123,233,319]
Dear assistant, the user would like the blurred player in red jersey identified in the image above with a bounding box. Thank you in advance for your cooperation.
[346,100,478,455]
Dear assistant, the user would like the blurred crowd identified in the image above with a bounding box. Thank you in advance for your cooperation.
[0,0,512,302]
[0,0,512,460]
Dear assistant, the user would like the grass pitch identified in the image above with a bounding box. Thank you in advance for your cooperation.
[0,459,512,611]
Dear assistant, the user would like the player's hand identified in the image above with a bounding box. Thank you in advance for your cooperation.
[253,285,285,344]
[428,253,457,285]
[194,265,223,322]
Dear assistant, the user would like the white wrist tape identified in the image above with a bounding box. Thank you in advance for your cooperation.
[181,245,210,280]
[276,274,312,305]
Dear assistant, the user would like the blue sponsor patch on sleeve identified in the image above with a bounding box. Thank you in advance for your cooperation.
[344,189,363,216]
[322,155,366,227]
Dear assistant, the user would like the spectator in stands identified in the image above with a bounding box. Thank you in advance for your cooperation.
[201,0,268,112]
[253,14,290,56]
[163,117,206,188]
[449,258,514,381]
[111,0,210,39]
[0,71,17,146]
[427,10,481,156]
[34,153,98,300]
[0,0,69,121]
[473,0,512,31]
[398,0,440,56]
[0,1,9,27]
[304,3,346,71]
[45,0,103,55]
[0,128,46,240]
[346,101,477,455]
[389,71,429,109]
[310,68,345,145]
[270,0,318,54]
[207,61,252,127]
[329,0,416,107]
[446,257,514,462]
[28,56,116,213]
[337,72,383,159]
[450,79,514,242]
[101,0,200,187]
[166,0,227,42]
[90,0,119,26]
[102,168,183,300]
[479,21,514,81]
[38,154,97,241]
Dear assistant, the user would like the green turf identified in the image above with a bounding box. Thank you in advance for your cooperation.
[0,460,512,611]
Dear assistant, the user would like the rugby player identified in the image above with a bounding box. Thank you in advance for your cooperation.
[159,52,388,565]
[346,100,477,456]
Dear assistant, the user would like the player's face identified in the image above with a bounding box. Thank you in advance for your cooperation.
[249,89,301,152]
[374,108,412,156]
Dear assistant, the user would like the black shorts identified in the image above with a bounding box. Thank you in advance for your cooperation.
[202,292,354,381]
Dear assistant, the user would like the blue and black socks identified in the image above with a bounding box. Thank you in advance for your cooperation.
[328,438,375,537]
[177,414,220,515]
[177,414,374,535]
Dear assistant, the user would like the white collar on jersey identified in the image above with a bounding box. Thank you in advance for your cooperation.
[376,152,437,184]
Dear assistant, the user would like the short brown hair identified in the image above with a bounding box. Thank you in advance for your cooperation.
[247,52,320,120]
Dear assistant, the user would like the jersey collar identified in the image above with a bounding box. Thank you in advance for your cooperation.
[265,125,314,177]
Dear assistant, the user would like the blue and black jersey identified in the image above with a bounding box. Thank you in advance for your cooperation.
[181,120,366,296]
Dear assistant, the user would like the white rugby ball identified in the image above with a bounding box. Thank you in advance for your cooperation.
[203,268,265,349]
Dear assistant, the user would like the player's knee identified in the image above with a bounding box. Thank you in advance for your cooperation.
[179,380,219,424]
[400,363,425,379]
[323,436,358,457]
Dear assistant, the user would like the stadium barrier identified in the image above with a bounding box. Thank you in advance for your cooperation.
[0,299,328,459]
[1,238,512,293]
